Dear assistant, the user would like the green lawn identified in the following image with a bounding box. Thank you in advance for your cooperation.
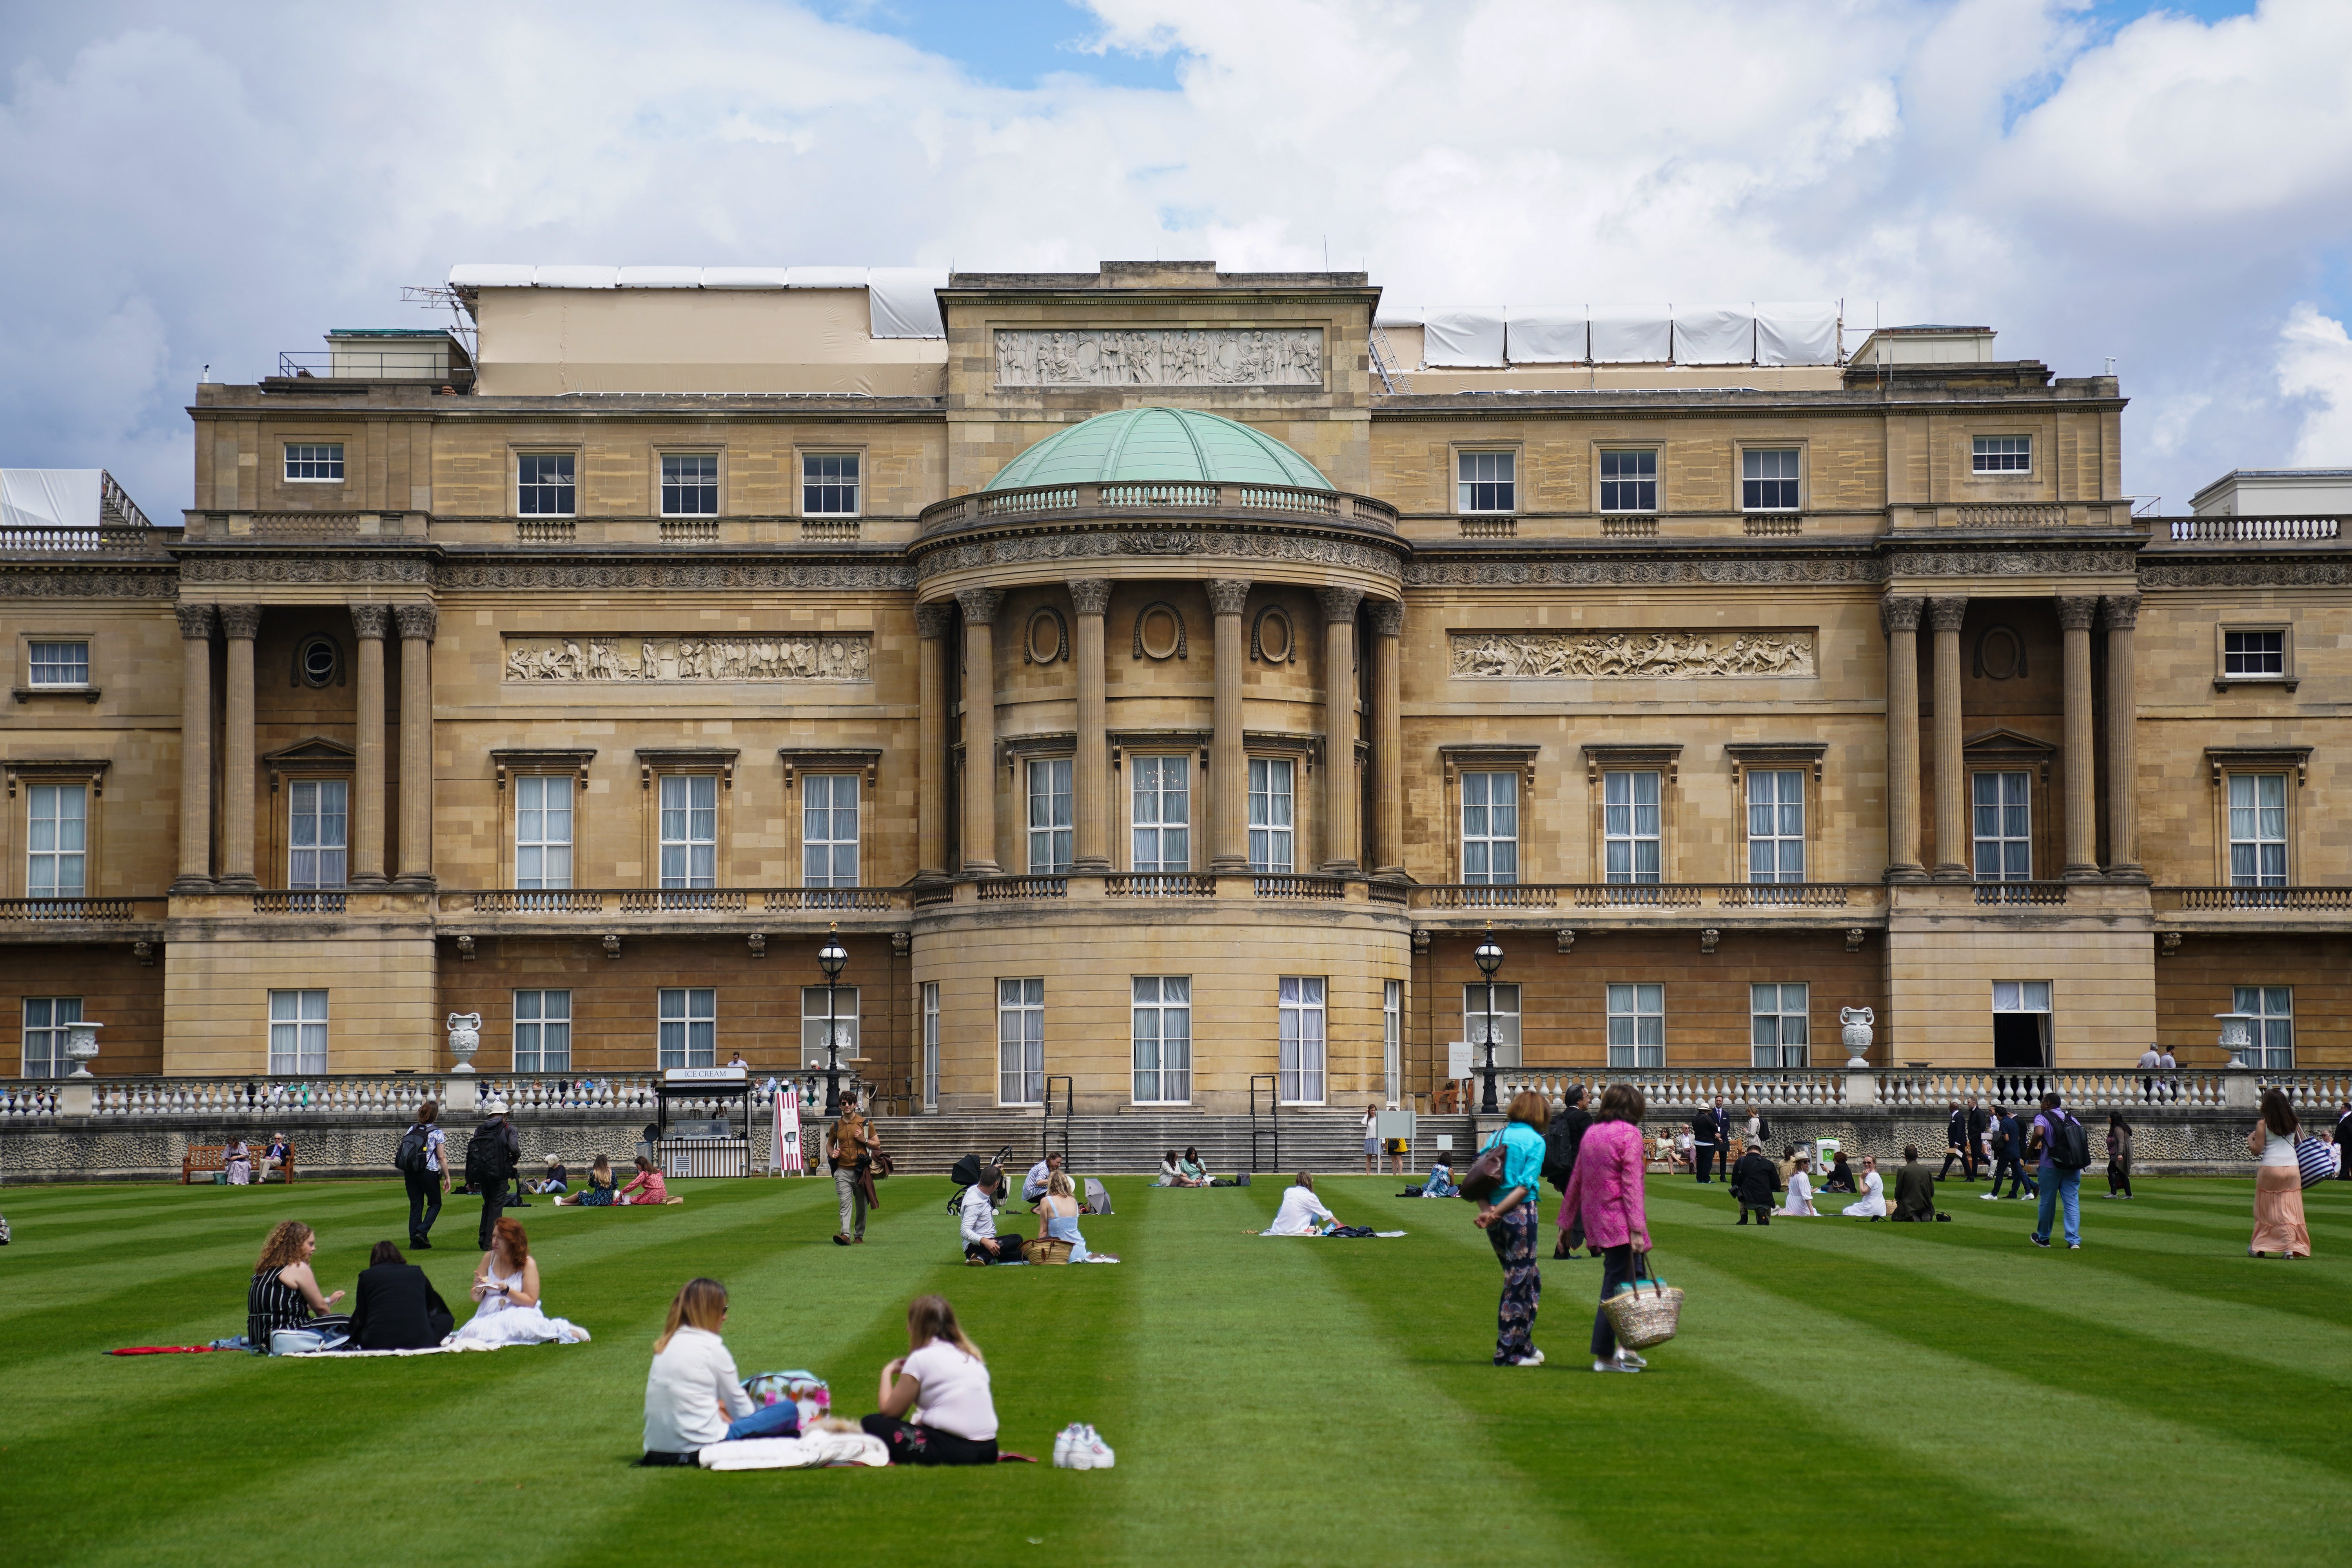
[2,1167,2346,1566]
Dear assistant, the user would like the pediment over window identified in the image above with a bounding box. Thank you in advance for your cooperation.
[3,757,109,798]
[261,737,354,793]
[777,748,882,788]
[1723,741,1828,786]
[2204,746,2310,788]
[490,748,596,790]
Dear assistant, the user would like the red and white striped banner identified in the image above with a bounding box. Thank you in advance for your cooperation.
[772,1084,806,1174]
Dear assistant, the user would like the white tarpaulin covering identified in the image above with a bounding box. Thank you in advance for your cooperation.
[697,267,791,290]
[866,268,950,338]
[532,266,618,289]
[1673,304,1755,365]
[786,267,869,290]
[1422,307,1507,367]
[447,263,534,288]
[0,469,100,530]
[1506,306,1589,364]
[616,266,703,289]
[1373,303,1426,327]
[1589,305,1673,363]
[1757,301,1840,365]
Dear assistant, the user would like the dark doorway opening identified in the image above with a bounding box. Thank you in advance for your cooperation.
[1993,1012,2047,1070]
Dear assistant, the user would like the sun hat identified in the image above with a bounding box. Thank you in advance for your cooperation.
[485,1096,510,1114]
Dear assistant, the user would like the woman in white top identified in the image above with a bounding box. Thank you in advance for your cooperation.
[1777,1153,1819,1216]
[641,1278,799,1463]
[2248,1089,2312,1258]
[451,1219,590,1348]
[1261,1172,1339,1235]
[860,1295,1000,1465]
[1844,1155,1888,1219]
[1673,1127,1695,1172]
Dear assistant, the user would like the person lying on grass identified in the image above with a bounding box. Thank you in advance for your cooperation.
[247,1220,350,1351]
[1036,1171,1118,1262]
[641,1277,801,1465]
[618,1154,684,1205]
[961,1167,1024,1264]
[861,1295,1001,1466]
[553,1155,617,1206]
[1259,1172,1341,1235]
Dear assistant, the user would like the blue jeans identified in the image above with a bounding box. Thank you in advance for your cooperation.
[2034,1167,2080,1244]
[724,1400,802,1442]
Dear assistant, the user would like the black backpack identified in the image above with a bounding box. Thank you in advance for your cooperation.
[394,1125,429,1176]
[2047,1112,2092,1171]
[464,1122,510,1188]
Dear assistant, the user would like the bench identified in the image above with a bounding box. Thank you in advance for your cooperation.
[183,1143,297,1185]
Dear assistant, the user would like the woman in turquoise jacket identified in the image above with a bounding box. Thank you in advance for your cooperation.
[1473,1090,1552,1367]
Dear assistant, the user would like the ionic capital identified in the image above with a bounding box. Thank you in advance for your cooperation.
[1315,586,1364,625]
[393,603,439,644]
[1069,579,1114,617]
[215,603,263,641]
[349,603,392,641]
[174,602,218,641]
[1926,596,1969,633]
[1203,578,1251,618]
[955,588,1004,626]
[2100,593,2140,631]
[1878,596,1924,635]
[2054,595,2100,632]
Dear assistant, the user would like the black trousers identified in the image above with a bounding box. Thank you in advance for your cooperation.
[1590,1242,1638,1359]
[1694,1143,1718,1182]
[405,1170,442,1242]
[1737,1203,1772,1225]
[966,1237,1025,1263]
[477,1178,506,1252]
[1938,1146,1978,1180]
[860,1414,998,1466]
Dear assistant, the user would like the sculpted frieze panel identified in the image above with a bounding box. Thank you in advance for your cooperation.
[181,556,432,586]
[1407,558,1882,588]
[1452,630,1816,680]
[994,328,1324,388]
[2137,560,2349,588]
[0,568,177,599]
[503,634,872,683]
[439,560,916,591]
[1884,548,2138,578]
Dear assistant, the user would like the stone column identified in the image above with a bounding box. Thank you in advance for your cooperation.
[1205,578,1252,872]
[956,588,1004,877]
[394,603,437,888]
[349,603,390,886]
[2058,594,2101,881]
[914,602,953,882]
[1927,595,1970,881]
[1070,579,1114,873]
[171,602,217,893]
[1369,599,1406,879]
[2102,594,2144,882]
[1317,586,1364,875]
[1880,597,1925,882]
[216,604,261,890]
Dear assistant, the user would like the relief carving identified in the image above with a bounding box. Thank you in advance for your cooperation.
[437,560,916,592]
[994,328,1324,388]
[1407,557,1882,588]
[503,634,872,682]
[1450,629,1816,680]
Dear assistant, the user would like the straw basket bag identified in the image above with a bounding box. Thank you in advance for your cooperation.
[1023,1237,1075,1265]
[1600,1252,1683,1350]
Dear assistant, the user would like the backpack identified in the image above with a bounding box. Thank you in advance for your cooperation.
[394,1125,429,1176]
[2046,1112,2092,1171]
[464,1122,511,1188]
[1541,1109,1576,1188]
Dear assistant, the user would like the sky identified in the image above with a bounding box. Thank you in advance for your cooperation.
[5,0,2352,517]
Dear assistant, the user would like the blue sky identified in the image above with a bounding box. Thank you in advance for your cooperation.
[809,0,1190,90]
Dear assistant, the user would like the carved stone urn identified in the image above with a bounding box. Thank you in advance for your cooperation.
[63,1019,104,1078]
[446,1012,483,1073]
[1838,1006,1875,1069]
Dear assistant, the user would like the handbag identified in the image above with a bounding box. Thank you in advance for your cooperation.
[1600,1251,1684,1350]
[2295,1135,2335,1189]
[1458,1135,1509,1202]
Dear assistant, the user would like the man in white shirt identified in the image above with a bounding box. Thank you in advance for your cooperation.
[1022,1152,1065,1209]
[960,1168,1023,1263]
[2157,1047,2179,1101]
[1263,1173,1340,1235]
[2138,1044,2161,1102]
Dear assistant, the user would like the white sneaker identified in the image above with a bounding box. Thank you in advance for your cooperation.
[1592,1358,1640,1373]
[1510,1348,1544,1367]
[1978,1192,1998,1201]
[1615,1348,1647,1368]
[1078,1424,1115,1469]
[1052,1423,1080,1468]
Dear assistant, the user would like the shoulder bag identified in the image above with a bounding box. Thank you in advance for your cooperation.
[1458,1131,1509,1203]
[2296,1135,2335,1189]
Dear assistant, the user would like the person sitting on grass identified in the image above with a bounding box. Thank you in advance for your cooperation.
[1844,1155,1888,1219]
[1157,1150,1182,1186]
[554,1156,617,1206]
[1177,1147,1210,1187]
[247,1220,350,1352]
[1022,1151,1066,1209]
[1890,1145,1938,1221]
[619,1154,684,1205]
[961,1167,1024,1264]
[1262,1172,1340,1235]
[1777,1152,1820,1217]
[347,1240,454,1350]
[1731,1141,1780,1225]
[1421,1153,1459,1198]
[862,1295,1001,1465]
[1821,1151,1857,1194]
[1037,1171,1117,1262]
[534,1158,569,1196]
[641,1277,801,1466]
[452,1218,590,1347]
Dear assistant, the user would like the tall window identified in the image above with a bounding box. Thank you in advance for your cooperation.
[801,986,860,1067]
[288,779,348,889]
[1131,755,1190,872]
[1606,982,1664,1069]
[518,454,575,515]
[658,987,716,1069]
[514,990,572,1073]
[1742,448,1800,510]
[921,982,940,1111]
[1461,771,1519,884]
[1746,769,1805,882]
[2232,986,2293,1069]
[659,775,717,888]
[1603,770,1661,883]
[1599,449,1658,512]
[998,978,1044,1105]
[514,776,572,890]
[1383,979,1401,1106]
[1457,450,1516,512]
[1972,771,2031,880]
[660,453,719,516]
[1027,759,1073,874]
[1248,757,1294,872]
[802,453,860,516]
[1750,983,1809,1068]
[29,641,89,686]
[1278,976,1327,1103]
[27,783,85,898]
[1463,981,1521,1069]
[802,775,860,888]
[2227,774,2287,887]
[1991,980,2051,1070]
[268,989,328,1074]
[1131,976,1193,1104]
[22,996,82,1078]
[284,443,344,482]
[1972,436,2031,473]
[2223,630,2285,678]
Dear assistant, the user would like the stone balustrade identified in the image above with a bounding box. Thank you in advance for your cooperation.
[1454,1067,2350,1114]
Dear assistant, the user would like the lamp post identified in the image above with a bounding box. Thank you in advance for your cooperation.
[818,924,849,1117]
[1474,924,1504,1116]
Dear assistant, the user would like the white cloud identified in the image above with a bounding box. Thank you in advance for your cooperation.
[2276,303,2352,466]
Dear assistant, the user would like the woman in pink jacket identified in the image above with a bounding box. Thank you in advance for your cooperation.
[1559,1081,1653,1373]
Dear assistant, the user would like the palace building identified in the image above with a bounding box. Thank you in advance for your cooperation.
[4,261,2346,1115]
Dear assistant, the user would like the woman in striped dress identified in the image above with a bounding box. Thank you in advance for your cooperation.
[247,1221,351,1352]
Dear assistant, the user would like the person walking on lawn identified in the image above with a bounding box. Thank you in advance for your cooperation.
[2028,1091,2090,1249]
[1546,1082,1594,1259]
[1691,1096,1730,1184]
[1938,1100,1978,1182]
[467,1098,521,1253]
[399,1100,450,1249]
[1473,1090,1551,1367]
[2334,1100,2352,1181]
[1561,1081,1653,1373]
[830,1108,878,1245]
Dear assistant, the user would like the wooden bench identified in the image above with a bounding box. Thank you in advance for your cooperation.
[182,1143,297,1185]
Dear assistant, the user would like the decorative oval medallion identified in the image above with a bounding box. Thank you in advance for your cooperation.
[1132,601,1187,661]
[1025,606,1067,664]
[1253,605,1293,663]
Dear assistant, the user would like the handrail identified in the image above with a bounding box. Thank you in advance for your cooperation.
[1972,882,2069,906]
[0,897,161,921]
[441,887,912,914]
[976,876,1067,901]
[2166,515,2340,542]
[2153,885,2352,911]
[1105,873,1216,897]
[916,480,1400,537]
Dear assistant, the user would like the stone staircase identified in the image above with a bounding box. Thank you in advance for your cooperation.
[864,1109,1484,1176]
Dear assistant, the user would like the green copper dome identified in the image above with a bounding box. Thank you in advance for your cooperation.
[984,408,1333,492]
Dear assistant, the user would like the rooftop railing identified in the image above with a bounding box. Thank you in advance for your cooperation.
[442,887,914,915]
[2165,515,2341,542]
[918,480,1399,537]
[1413,882,1876,911]
[2154,885,2352,911]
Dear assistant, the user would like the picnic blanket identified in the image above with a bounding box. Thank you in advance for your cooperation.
[109,1345,234,1356]
[284,1337,583,1357]
[699,1434,890,1470]
[1258,1229,1408,1238]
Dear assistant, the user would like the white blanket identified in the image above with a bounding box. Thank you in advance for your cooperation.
[698,1433,890,1470]
[285,1337,580,1357]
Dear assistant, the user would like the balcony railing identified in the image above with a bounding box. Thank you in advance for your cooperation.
[443,887,913,915]
[2167,515,2341,542]
[1414,883,1873,912]
[253,890,346,914]
[918,480,1399,536]
[0,897,154,922]
[2154,885,2352,911]
[1972,881,2069,906]
[1461,1067,2352,1114]
[1253,875,1347,900]
[977,877,1067,901]
[1106,874,1216,898]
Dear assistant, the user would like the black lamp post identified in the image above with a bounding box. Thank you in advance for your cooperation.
[1474,924,1504,1116]
[818,923,848,1117]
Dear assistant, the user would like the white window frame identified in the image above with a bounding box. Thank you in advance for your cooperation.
[998,977,1045,1106]
[658,986,717,1070]
[1463,980,1522,1069]
[288,778,348,889]
[28,641,90,687]
[1457,449,1517,513]
[2232,986,2293,1070]
[2227,772,2288,887]
[1248,756,1294,873]
[658,773,718,889]
[1606,982,1664,1069]
[26,782,86,898]
[1603,769,1662,884]
[1992,980,2052,1069]
[1972,770,2032,881]
[22,995,82,1078]
[268,989,328,1075]
[1971,436,2031,474]
[921,982,940,1111]
[659,452,720,517]
[1460,769,1519,885]
[1129,754,1191,873]
[801,452,861,517]
[1278,976,1327,1104]
[1750,982,1809,1069]
[1741,447,1800,511]
[514,989,572,1073]
[1383,979,1401,1107]
[801,985,860,1067]
[1131,975,1193,1105]
[514,774,573,891]
[1599,448,1659,513]
[284,443,344,483]
[1746,768,1806,882]
[517,452,576,517]
[1027,758,1073,875]
[802,773,861,888]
